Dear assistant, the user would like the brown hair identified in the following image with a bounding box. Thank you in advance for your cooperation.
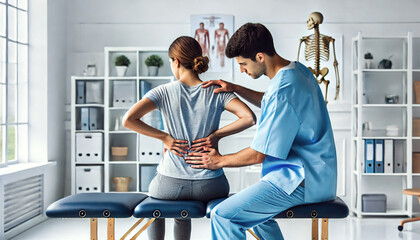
[168,36,209,74]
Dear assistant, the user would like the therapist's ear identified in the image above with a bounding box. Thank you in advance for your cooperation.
[255,53,264,63]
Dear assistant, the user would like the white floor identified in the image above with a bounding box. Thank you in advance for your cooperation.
[8,216,420,240]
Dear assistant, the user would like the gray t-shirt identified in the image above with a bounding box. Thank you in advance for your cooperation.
[144,81,237,179]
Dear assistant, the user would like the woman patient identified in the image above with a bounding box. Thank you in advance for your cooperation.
[122,36,255,240]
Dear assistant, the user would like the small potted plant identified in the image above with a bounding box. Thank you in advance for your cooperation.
[114,55,131,77]
[364,52,373,69]
[145,54,163,76]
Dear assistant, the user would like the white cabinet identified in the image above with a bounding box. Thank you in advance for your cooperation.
[71,47,174,194]
[351,32,420,217]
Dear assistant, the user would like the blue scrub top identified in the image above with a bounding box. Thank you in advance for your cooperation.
[251,61,337,203]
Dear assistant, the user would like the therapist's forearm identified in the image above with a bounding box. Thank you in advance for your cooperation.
[233,85,264,108]
[218,147,264,168]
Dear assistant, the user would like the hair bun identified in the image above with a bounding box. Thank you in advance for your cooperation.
[193,56,209,74]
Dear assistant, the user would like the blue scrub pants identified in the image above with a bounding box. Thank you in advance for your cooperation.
[210,180,305,240]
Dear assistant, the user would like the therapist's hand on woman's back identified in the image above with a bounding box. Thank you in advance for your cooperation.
[190,133,220,152]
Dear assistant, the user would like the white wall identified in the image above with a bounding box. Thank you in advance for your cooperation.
[28,0,67,206]
[63,0,420,203]
[45,0,68,206]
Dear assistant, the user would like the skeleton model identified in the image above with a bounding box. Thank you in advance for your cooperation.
[297,12,340,104]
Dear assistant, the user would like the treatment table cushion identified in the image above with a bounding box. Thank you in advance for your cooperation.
[46,193,148,218]
[133,197,206,219]
[206,197,349,219]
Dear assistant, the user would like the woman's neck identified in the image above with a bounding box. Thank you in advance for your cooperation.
[178,69,202,87]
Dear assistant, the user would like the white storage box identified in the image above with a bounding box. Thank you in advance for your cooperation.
[139,134,163,164]
[76,166,103,193]
[76,132,103,163]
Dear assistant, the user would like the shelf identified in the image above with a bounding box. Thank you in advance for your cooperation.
[361,136,407,140]
[360,210,409,216]
[75,130,105,133]
[109,77,137,80]
[108,191,139,193]
[109,161,138,164]
[75,104,104,108]
[361,104,407,107]
[362,130,406,139]
[361,173,408,176]
[75,162,105,165]
[109,107,130,110]
[74,76,105,80]
[109,130,134,134]
[361,36,408,40]
[351,32,414,217]
[139,76,173,80]
[362,69,407,73]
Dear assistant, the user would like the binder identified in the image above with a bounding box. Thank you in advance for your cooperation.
[113,81,136,107]
[85,81,103,104]
[140,165,158,192]
[140,80,151,98]
[76,81,85,104]
[364,139,375,173]
[80,107,90,130]
[89,107,99,130]
[140,81,164,130]
[384,139,394,173]
[374,139,384,173]
[394,140,405,173]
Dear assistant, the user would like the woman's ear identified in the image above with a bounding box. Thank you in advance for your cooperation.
[174,58,181,68]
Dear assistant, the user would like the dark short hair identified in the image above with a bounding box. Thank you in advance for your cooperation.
[225,23,276,60]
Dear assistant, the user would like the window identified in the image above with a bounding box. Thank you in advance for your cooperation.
[0,0,28,166]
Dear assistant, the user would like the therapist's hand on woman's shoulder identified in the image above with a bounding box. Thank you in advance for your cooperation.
[202,79,237,93]
[185,147,222,170]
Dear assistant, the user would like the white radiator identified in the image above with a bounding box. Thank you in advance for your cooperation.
[3,175,44,234]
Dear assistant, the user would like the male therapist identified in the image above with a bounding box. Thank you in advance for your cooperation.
[186,23,337,240]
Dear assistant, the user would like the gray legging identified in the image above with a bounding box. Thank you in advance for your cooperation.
[147,173,230,240]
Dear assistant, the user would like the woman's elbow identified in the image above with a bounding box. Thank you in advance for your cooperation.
[121,114,131,128]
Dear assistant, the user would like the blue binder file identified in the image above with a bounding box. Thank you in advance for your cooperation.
[374,139,384,173]
[140,81,151,98]
[80,107,90,130]
[365,139,375,173]
[76,81,85,104]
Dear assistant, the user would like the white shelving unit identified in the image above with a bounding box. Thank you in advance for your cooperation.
[70,47,174,194]
[351,32,420,217]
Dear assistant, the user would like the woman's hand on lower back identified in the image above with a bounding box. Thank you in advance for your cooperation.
[162,134,189,157]
[190,133,220,152]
